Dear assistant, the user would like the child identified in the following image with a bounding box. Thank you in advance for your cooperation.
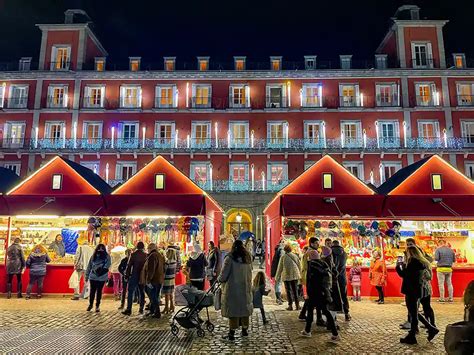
[253,271,270,325]
[349,258,362,301]
[118,249,131,309]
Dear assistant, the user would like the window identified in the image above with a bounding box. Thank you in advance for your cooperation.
[155,174,165,190]
[301,84,322,107]
[129,58,140,71]
[461,120,474,146]
[198,57,209,71]
[270,57,281,70]
[266,85,286,108]
[154,121,175,147]
[82,122,102,146]
[44,121,65,144]
[304,121,324,148]
[47,85,68,108]
[191,121,211,148]
[80,162,99,174]
[375,55,388,69]
[52,174,63,190]
[116,162,137,181]
[267,121,286,147]
[267,163,288,190]
[155,85,177,108]
[431,174,442,191]
[234,57,245,70]
[229,162,249,190]
[341,120,362,147]
[230,85,249,108]
[322,173,333,189]
[120,86,142,108]
[0,85,5,108]
[376,83,399,107]
[95,57,105,71]
[418,120,440,147]
[378,120,400,147]
[2,162,21,175]
[51,46,70,70]
[465,162,474,179]
[457,83,474,106]
[192,84,212,108]
[304,56,316,70]
[7,85,28,108]
[84,86,105,108]
[339,84,360,107]
[343,162,364,180]
[453,54,466,69]
[415,83,438,106]
[412,42,433,68]
[381,162,402,182]
[3,122,26,148]
[164,57,175,71]
[190,162,210,188]
[19,58,31,71]
[229,121,249,147]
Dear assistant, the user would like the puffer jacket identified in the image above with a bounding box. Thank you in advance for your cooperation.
[85,253,111,282]
[275,252,301,282]
[26,251,51,276]
[6,243,25,274]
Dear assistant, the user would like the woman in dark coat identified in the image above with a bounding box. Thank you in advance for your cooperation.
[396,246,439,344]
[270,240,284,305]
[6,238,25,298]
[25,244,51,299]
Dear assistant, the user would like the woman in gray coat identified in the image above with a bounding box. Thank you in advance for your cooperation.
[218,239,253,341]
[6,238,25,299]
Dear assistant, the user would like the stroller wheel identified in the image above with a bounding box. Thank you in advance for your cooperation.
[206,322,215,332]
[196,328,205,337]
[171,324,179,336]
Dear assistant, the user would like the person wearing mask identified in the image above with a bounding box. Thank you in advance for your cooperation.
[270,240,284,305]
[6,237,25,299]
[218,239,253,341]
[85,244,111,312]
[118,249,131,310]
[72,236,94,300]
[49,234,65,257]
[206,241,221,287]
[25,244,51,299]
[163,247,177,314]
[396,246,439,345]
[275,244,302,311]
[369,250,387,304]
[122,242,147,316]
[186,243,207,290]
[141,243,165,319]
[331,240,351,321]
[301,245,340,341]
[435,239,456,303]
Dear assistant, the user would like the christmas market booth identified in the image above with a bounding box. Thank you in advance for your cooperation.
[1,155,223,294]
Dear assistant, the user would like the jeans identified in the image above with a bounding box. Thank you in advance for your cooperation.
[305,300,338,336]
[89,280,105,307]
[405,294,435,335]
[120,279,128,307]
[375,286,384,301]
[300,299,323,321]
[126,276,145,312]
[420,295,436,327]
[145,283,162,315]
[338,278,350,314]
[437,271,453,300]
[284,280,299,306]
[26,275,44,296]
[74,270,90,298]
[112,273,122,296]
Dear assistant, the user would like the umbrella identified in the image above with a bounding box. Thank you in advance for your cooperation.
[239,231,255,240]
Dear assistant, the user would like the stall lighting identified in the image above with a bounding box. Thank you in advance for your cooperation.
[19,226,88,231]
[34,127,39,148]
[360,93,364,107]
[236,212,242,223]
[370,171,374,185]
[250,130,255,148]
[214,122,219,148]
[14,215,92,219]
[73,122,77,149]
[111,127,115,149]
[375,121,380,149]
[186,82,189,108]
[245,85,250,107]
[299,88,303,106]
[142,126,146,148]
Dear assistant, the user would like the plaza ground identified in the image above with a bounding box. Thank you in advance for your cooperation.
[0,293,462,354]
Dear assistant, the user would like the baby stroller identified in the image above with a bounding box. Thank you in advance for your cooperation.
[170,282,220,337]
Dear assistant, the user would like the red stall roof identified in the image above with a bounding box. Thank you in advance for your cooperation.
[265,155,383,218]
[379,155,474,219]
[6,156,111,216]
[106,155,223,216]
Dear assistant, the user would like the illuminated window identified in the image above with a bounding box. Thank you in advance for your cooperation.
[415,83,436,106]
[229,121,249,147]
[304,121,323,147]
[230,85,249,108]
[95,57,105,71]
[457,83,474,106]
[339,84,360,107]
[164,57,175,71]
[268,163,288,187]
[120,85,141,108]
[84,86,105,108]
[155,174,165,190]
[418,120,440,140]
[52,174,63,190]
[322,173,333,189]
[129,57,141,71]
[302,84,322,107]
[431,174,442,191]
[47,85,67,108]
[197,57,209,71]
[268,121,285,146]
[453,54,465,69]
[51,46,70,70]
[156,85,176,108]
[270,57,282,71]
[191,121,211,148]
[192,84,211,107]
[461,120,474,146]
[235,60,245,70]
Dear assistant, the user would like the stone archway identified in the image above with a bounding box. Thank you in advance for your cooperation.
[226,208,253,239]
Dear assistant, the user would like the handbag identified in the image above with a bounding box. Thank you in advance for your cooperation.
[68,271,79,289]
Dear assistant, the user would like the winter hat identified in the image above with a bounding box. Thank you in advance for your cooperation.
[320,246,332,258]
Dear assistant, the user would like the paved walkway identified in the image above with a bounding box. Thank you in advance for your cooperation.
[0,294,461,354]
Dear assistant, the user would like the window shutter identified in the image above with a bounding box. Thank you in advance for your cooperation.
[118,122,124,139]
[173,85,178,107]
[229,85,233,108]
[120,87,124,107]
[245,85,250,107]
[63,86,68,107]
[430,83,437,104]
[50,47,57,70]
[265,86,270,106]
[427,43,433,67]
[137,87,142,107]
[45,123,50,138]
[0,86,4,108]
[20,123,25,140]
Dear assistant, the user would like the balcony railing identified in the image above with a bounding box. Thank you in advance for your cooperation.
[83,96,104,109]
[301,97,323,108]
[196,179,291,192]
[4,97,28,109]
[46,96,68,109]
[457,95,474,106]
[339,95,361,107]
[376,94,400,107]
[191,96,212,109]
[228,95,250,109]
[265,96,288,108]
[411,57,435,69]
[415,95,440,107]
[154,97,176,109]
[49,61,71,71]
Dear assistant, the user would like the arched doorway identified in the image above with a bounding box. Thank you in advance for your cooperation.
[226,209,253,239]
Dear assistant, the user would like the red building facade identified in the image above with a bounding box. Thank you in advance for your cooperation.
[1,6,474,238]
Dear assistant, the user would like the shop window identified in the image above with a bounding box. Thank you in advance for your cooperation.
[52,174,63,190]
[155,174,165,190]
[322,173,333,189]
[431,174,442,191]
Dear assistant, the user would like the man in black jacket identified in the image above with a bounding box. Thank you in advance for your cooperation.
[331,240,351,321]
[270,240,284,305]
[122,242,147,316]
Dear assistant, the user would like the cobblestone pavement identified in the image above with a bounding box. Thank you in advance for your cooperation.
[0,295,463,354]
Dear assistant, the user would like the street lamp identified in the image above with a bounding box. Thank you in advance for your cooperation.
[236,212,242,238]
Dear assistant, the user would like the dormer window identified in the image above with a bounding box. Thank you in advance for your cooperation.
[234,56,246,71]
[51,45,70,70]
[95,57,106,71]
[129,57,141,71]
[197,57,209,71]
[164,57,176,71]
[52,174,63,190]
[453,54,466,69]
[19,57,32,71]
[340,55,352,69]
[375,54,388,69]
[304,56,317,70]
[270,57,282,71]
[411,42,433,68]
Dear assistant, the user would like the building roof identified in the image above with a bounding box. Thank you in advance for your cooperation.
[377,157,430,195]
[0,168,21,194]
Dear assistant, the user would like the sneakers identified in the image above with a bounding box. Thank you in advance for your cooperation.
[377,300,385,304]
[330,335,341,342]
[86,305,93,312]
[298,316,306,322]
[427,328,439,342]
[438,298,445,303]
[300,330,311,337]
[400,321,411,330]
[286,305,293,311]
[222,332,235,341]
[95,307,100,313]
[447,298,454,303]
[71,296,80,301]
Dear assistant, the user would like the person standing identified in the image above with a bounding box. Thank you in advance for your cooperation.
[6,237,25,299]
[349,259,362,301]
[255,239,265,269]
[270,240,284,305]
[25,244,51,299]
[110,246,126,301]
[49,234,65,257]
[118,249,131,310]
[275,244,302,311]
[218,239,253,341]
[122,242,147,316]
[206,241,221,287]
[85,244,111,312]
[434,239,456,303]
[186,244,207,290]
[141,243,165,318]
[252,271,270,325]
[396,246,439,344]
[72,236,94,300]
[331,240,351,321]
[369,250,387,304]
[163,247,177,314]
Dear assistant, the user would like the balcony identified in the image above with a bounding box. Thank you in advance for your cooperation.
[265,96,287,109]
[50,61,71,71]
[228,96,250,109]
[191,96,212,109]
[376,94,400,107]
[46,96,68,109]
[339,95,361,108]
[457,95,474,107]
[301,97,323,108]
[82,96,104,109]
[195,179,291,192]
[5,97,28,109]
[411,57,435,69]
[154,97,176,109]
[415,95,440,107]
[119,98,141,109]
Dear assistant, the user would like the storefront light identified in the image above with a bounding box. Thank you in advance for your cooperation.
[15,215,60,219]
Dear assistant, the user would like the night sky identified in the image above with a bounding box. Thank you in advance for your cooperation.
[0,0,473,65]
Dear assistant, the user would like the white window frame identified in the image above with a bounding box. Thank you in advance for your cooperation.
[2,162,21,175]
[155,85,178,108]
[8,85,29,108]
[411,42,433,68]
[229,162,249,190]
[3,121,26,148]
[381,162,403,183]
[377,120,400,148]
[120,85,142,108]
[304,120,325,148]
[117,121,139,149]
[266,84,287,108]
[115,161,137,181]
[229,84,250,108]
[192,84,212,108]
[301,84,322,107]
[267,121,287,147]
[83,85,105,108]
[340,120,362,147]
[415,82,438,106]
[464,161,474,179]
[50,45,71,70]
[44,121,65,140]
[154,121,176,147]
[80,161,100,174]
[342,161,365,180]
[267,162,288,190]
[47,85,68,108]
[418,120,440,138]
[229,121,249,148]
[375,83,399,107]
[461,120,474,147]
[190,161,211,188]
[0,85,5,108]
[82,121,103,148]
[191,121,211,148]
[339,84,360,107]
[456,83,474,106]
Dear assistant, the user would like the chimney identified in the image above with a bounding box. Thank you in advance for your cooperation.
[64,9,91,24]
[394,5,421,21]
